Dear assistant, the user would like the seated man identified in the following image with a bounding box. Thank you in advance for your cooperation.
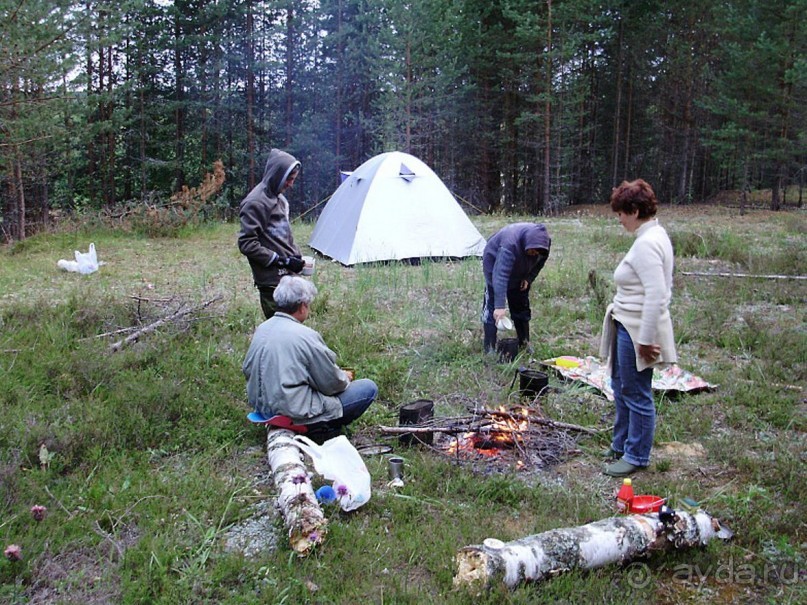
[242,275,378,435]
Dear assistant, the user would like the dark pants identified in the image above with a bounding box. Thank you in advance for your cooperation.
[481,284,532,352]
[257,285,278,319]
[481,283,532,326]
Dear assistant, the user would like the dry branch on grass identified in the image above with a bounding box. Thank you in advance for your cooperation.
[108,295,222,351]
[265,429,328,556]
[454,509,733,593]
[680,270,806,281]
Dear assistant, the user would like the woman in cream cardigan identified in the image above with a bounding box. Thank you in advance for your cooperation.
[600,179,677,477]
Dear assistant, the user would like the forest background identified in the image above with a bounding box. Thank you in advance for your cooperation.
[1,0,806,241]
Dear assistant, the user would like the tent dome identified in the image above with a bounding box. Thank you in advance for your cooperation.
[309,152,486,265]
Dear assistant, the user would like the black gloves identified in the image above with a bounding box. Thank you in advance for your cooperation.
[277,255,305,273]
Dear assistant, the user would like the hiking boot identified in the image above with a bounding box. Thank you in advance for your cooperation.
[604,459,646,477]
[514,319,530,348]
[603,447,623,460]
[483,323,498,354]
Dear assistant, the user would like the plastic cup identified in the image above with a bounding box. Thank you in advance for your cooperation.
[301,255,315,276]
[496,317,513,331]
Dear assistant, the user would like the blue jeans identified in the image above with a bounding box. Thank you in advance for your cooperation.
[334,379,378,427]
[611,322,655,467]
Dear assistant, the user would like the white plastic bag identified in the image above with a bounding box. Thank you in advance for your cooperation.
[292,435,371,511]
[57,243,101,274]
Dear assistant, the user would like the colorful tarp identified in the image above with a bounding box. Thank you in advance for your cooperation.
[542,356,717,401]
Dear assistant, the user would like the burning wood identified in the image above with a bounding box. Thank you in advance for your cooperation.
[379,404,595,467]
[454,509,733,593]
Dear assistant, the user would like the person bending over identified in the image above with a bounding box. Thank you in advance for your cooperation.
[481,222,551,355]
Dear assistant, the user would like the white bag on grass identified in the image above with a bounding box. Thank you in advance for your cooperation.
[57,243,102,274]
[292,435,371,511]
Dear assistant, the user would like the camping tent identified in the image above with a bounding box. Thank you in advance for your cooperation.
[309,151,486,265]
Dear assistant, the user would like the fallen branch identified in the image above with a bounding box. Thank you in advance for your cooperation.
[379,425,469,435]
[266,429,328,556]
[680,271,806,281]
[454,509,733,593]
[109,295,222,351]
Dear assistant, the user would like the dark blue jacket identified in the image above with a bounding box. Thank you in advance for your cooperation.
[482,223,551,309]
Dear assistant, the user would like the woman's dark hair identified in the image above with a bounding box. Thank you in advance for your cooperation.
[609,179,658,219]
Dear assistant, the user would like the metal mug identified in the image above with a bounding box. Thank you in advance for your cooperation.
[388,457,404,481]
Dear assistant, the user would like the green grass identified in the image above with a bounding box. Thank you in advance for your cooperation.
[0,205,805,603]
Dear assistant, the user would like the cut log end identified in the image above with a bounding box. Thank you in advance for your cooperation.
[290,515,328,555]
[453,548,492,593]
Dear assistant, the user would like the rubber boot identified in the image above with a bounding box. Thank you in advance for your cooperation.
[515,319,534,353]
[483,323,498,354]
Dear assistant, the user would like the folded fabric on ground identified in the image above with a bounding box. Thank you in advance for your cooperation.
[542,355,717,401]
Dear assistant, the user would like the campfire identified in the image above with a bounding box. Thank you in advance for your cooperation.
[447,406,530,455]
[380,403,597,470]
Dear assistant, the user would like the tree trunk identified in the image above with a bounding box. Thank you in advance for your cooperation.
[454,509,732,593]
[740,159,748,216]
[542,0,552,212]
[610,17,624,187]
[266,429,328,556]
[173,15,185,192]
[246,1,256,189]
[12,152,25,240]
[284,5,295,147]
[623,69,633,180]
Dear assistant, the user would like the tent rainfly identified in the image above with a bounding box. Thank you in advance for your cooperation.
[309,152,486,265]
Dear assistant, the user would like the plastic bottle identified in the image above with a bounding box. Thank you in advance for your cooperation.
[616,478,634,514]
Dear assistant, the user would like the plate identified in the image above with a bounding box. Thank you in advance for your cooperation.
[356,444,393,456]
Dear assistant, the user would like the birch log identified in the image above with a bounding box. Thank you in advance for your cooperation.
[454,510,732,592]
[266,429,328,555]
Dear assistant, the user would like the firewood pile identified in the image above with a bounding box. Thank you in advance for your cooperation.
[379,403,601,471]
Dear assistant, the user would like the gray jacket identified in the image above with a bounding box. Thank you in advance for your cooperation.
[242,313,349,423]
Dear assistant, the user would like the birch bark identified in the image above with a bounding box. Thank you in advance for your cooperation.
[454,510,732,592]
[266,429,328,556]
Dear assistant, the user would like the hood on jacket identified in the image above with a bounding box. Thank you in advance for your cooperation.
[519,223,551,253]
[262,149,301,197]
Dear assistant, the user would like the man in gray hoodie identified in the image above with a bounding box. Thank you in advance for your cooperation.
[481,223,551,355]
[238,149,306,318]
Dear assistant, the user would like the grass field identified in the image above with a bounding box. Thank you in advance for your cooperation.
[0,205,805,603]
